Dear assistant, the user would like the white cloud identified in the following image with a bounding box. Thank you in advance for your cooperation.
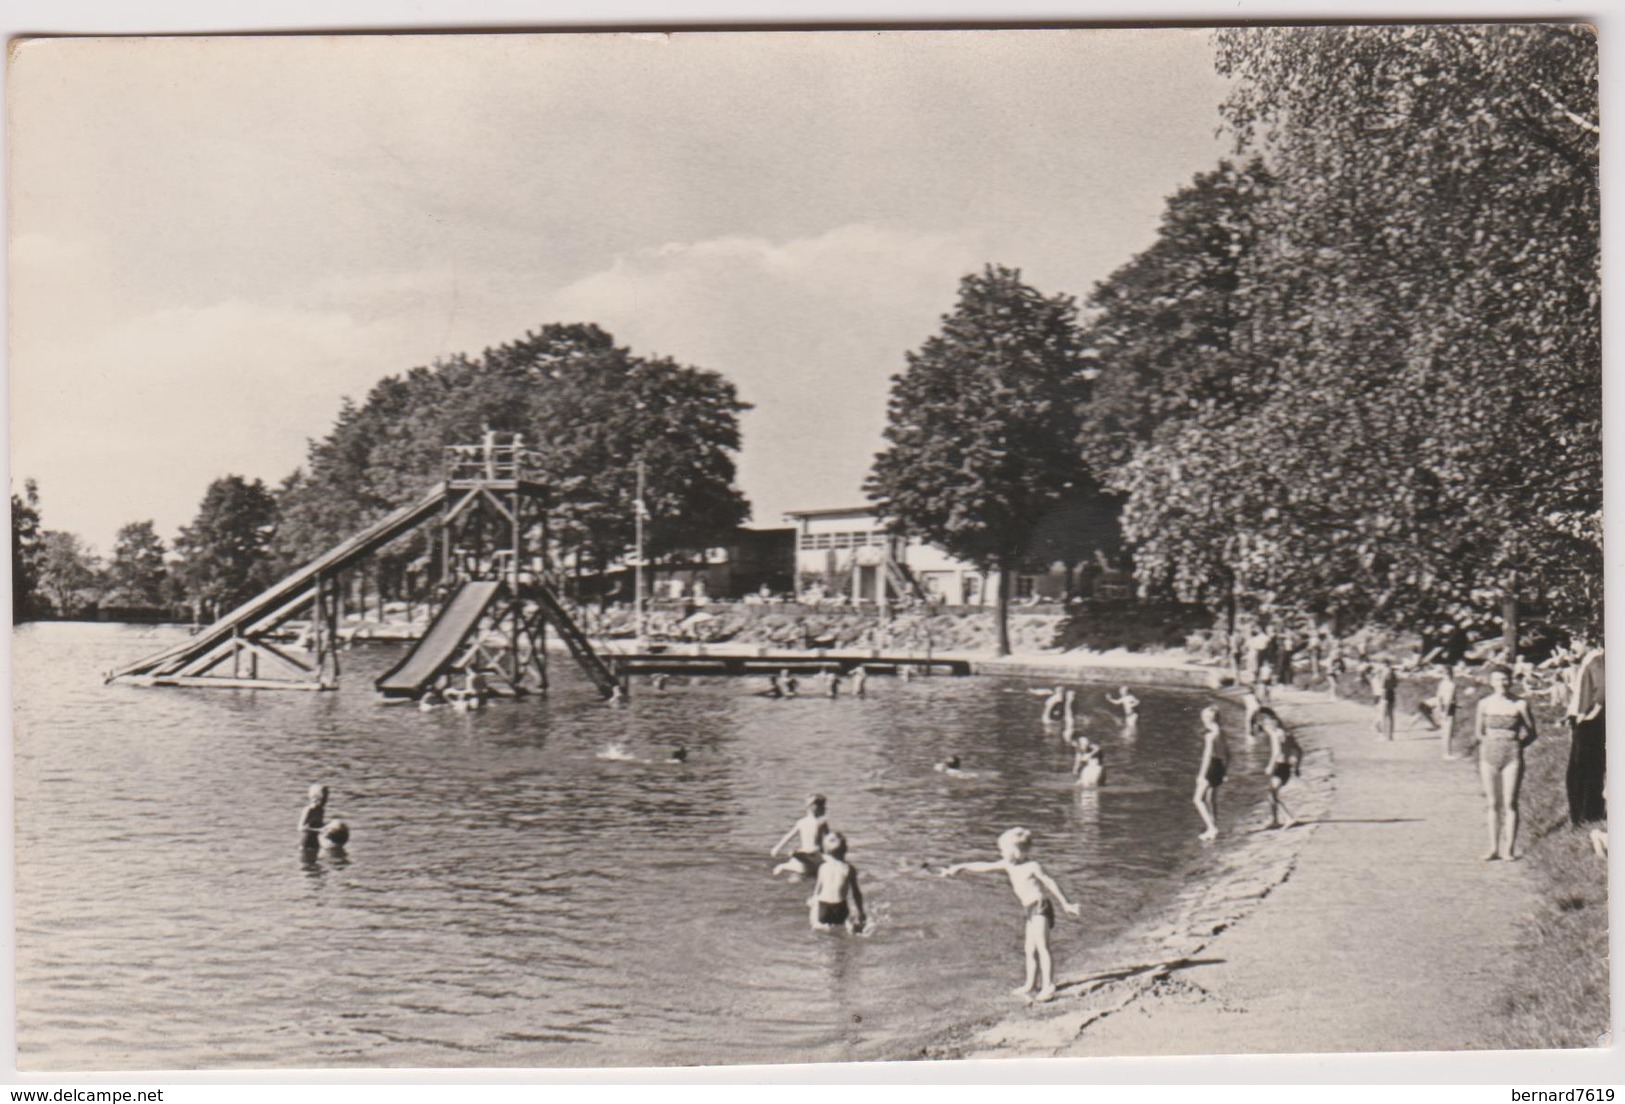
[547,223,995,524]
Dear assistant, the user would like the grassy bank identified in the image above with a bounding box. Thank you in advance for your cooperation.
[1486,701,1610,1049]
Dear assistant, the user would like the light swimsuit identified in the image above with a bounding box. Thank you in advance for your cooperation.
[1479,708,1527,771]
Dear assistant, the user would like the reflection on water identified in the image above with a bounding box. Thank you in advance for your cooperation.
[14,622,1262,1069]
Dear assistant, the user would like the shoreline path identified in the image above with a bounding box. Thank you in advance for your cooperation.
[949,684,1541,1059]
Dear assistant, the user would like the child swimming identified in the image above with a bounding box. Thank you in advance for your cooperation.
[770,793,830,877]
[808,832,866,933]
[941,827,1081,1002]
[1194,704,1229,841]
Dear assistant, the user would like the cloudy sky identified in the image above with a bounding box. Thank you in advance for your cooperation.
[10,30,1230,551]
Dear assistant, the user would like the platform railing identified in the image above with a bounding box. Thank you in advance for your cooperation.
[443,443,548,483]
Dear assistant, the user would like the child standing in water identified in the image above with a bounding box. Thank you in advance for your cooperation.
[299,784,349,849]
[1194,705,1229,841]
[941,827,1081,1003]
[299,784,328,849]
[770,794,830,876]
[1073,735,1106,788]
[1259,712,1302,829]
[1241,687,1263,743]
[808,832,866,933]
[1105,686,1140,725]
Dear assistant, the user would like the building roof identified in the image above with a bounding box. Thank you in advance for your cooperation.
[781,505,878,521]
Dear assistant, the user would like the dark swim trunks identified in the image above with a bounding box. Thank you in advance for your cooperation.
[791,850,823,872]
[817,900,850,926]
[1204,759,1228,787]
[1270,761,1292,784]
[1025,897,1055,930]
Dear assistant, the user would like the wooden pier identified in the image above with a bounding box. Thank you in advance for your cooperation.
[599,646,972,678]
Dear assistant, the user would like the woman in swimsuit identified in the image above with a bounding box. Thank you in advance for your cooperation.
[1194,704,1229,841]
[1474,664,1537,861]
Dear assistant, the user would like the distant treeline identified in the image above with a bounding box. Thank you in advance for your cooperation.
[12,325,751,624]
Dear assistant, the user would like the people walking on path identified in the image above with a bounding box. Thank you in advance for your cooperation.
[1428,665,1460,759]
[1473,665,1537,862]
[941,827,1081,1003]
[1564,636,1606,826]
[1194,704,1229,841]
[1369,662,1397,741]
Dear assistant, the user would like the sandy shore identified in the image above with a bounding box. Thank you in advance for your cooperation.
[930,683,1545,1059]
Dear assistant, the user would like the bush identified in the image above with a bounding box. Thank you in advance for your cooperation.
[1051,599,1210,654]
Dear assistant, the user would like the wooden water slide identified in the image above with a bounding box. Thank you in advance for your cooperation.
[373,579,504,698]
[104,486,450,686]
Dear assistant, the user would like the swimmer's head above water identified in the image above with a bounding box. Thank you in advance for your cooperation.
[807,793,827,813]
[308,784,328,805]
[822,831,848,860]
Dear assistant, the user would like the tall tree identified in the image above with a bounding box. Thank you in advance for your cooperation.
[106,520,169,607]
[1108,25,1599,638]
[1080,159,1275,475]
[174,476,279,620]
[37,530,101,616]
[11,478,44,622]
[867,265,1096,655]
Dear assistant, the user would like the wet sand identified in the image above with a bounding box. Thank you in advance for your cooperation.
[933,684,1544,1059]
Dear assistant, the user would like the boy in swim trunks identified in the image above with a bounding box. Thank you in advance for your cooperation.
[808,832,866,933]
[1259,711,1302,829]
[942,827,1081,1002]
[1105,686,1140,724]
[1194,704,1229,841]
[770,793,829,877]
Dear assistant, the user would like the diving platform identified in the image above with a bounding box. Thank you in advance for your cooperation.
[106,435,619,698]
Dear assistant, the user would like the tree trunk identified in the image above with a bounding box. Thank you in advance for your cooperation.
[1502,593,1520,663]
[994,567,1012,657]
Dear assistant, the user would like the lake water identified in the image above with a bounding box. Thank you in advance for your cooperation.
[13,622,1265,1070]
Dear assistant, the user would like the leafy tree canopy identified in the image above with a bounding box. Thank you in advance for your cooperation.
[274,323,751,579]
[107,520,169,607]
[867,264,1100,654]
[175,475,279,617]
[1104,24,1599,636]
